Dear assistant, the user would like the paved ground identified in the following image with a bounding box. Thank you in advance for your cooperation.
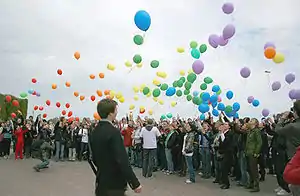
[0,158,278,196]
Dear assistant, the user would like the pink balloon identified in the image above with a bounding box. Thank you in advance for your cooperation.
[247,96,254,103]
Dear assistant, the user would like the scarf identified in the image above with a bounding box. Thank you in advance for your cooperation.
[165,130,175,147]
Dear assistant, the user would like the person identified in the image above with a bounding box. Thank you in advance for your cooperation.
[182,122,195,184]
[90,98,141,196]
[14,123,29,160]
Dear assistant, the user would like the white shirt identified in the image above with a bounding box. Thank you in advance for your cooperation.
[220,129,229,142]
[182,134,193,156]
[79,128,88,143]
[140,126,161,149]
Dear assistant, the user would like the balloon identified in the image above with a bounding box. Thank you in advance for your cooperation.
[133,95,139,101]
[80,96,85,101]
[208,34,219,48]
[179,70,185,76]
[152,88,161,97]
[192,97,201,105]
[109,91,116,99]
[34,106,38,111]
[201,92,210,101]
[212,109,219,117]
[31,78,37,83]
[133,34,144,45]
[240,67,251,78]
[212,85,220,92]
[222,24,236,40]
[264,42,276,49]
[20,92,27,98]
[134,10,151,31]
[116,92,122,99]
[158,99,164,105]
[226,90,234,100]
[12,100,19,107]
[74,51,80,60]
[252,100,260,107]
[295,89,300,100]
[193,91,199,97]
[262,109,270,117]
[184,89,190,95]
[222,3,234,14]
[46,100,51,106]
[32,91,37,96]
[171,101,177,107]
[150,60,159,68]
[184,82,192,90]
[264,47,276,59]
[148,109,153,115]
[198,104,209,113]
[172,81,178,88]
[166,87,176,96]
[177,47,185,53]
[28,89,34,94]
[200,83,207,90]
[160,83,168,91]
[212,102,218,108]
[43,114,47,118]
[90,95,96,101]
[52,84,57,89]
[218,36,229,46]
[273,53,285,64]
[285,73,295,84]
[68,111,73,117]
[5,95,12,102]
[166,113,173,118]
[66,103,70,108]
[125,61,132,67]
[199,44,207,53]
[216,89,222,95]
[161,115,166,120]
[289,89,296,100]
[232,102,240,111]
[204,77,213,84]
[190,41,198,49]
[140,107,145,114]
[200,114,206,120]
[186,95,192,101]
[210,94,218,103]
[187,73,197,83]
[218,96,222,102]
[176,89,183,97]
[39,106,44,111]
[142,87,150,95]
[104,90,110,95]
[56,102,61,108]
[156,71,167,79]
[36,92,41,97]
[107,64,115,71]
[99,72,105,79]
[11,113,16,119]
[97,90,103,97]
[225,105,233,113]
[271,81,281,91]
[57,69,63,75]
[75,117,80,122]
[74,91,79,97]
[247,96,254,104]
[192,60,204,74]
[191,49,200,59]
[177,80,184,87]
[89,74,95,79]
[129,104,135,110]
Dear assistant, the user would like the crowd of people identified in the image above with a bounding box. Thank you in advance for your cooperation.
[0,100,300,196]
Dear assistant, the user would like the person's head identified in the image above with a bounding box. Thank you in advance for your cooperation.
[97,99,118,122]
[202,122,210,131]
[147,118,154,126]
[128,120,134,127]
[184,123,192,132]
[29,116,33,121]
[222,122,230,131]
[249,118,259,129]
[293,100,300,118]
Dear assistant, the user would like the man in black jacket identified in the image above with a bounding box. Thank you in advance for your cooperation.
[90,98,141,196]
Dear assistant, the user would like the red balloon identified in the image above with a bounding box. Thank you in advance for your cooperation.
[91,95,96,101]
[75,117,79,122]
[65,103,70,108]
[39,106,44,111]
[67,111,73,117]
[46,100,51,106]
[32,91,37,96]
[12,100,19,107]
[34,105,38,110]
[57,69,63,75]
[56,102,61,108]
[11,113,16,118]
[42,113,47,118]
[68,117,74,123]
[62,110,66,115]
[32,78,37,83]
[5,95,12,102]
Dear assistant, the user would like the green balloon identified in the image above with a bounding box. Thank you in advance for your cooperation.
[166,113,173,118]
[204,77,213,84]
[133,35,144,45]
[160,83,168,91]
[172,81,178,87]
[20,92,27,98]
[200,83,207,90]
[161,115,166,119]
[192,97,200,105]
[184,82,192,90]
[191,49,200,59]
[184,89,190,95]
[190,41,198,49]
[225,105,233,113]
[177,80,184,87]
[199,44,207,53]
[142,87,150,95]
[179,77,186,83]
[216,89,222,95]
[152,88,161,97]
[186,95,192,101]
[200,92,204,98]
[187,73,197,83]
[133,54,142,64]
[150,60,159,68]
[176,90,182,97]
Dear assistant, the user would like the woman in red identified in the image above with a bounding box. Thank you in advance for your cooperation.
[14,124,29,160]
[284,147,300,185]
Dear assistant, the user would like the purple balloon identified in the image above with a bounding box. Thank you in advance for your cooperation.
[192,60,204,74]
[285,73,295,84]
[218,35,229,46]
[271,81,281,91]
[289,89,296,100]
[208,34,219,48]
[223,24,236,40]
[262,109,270,117]
[36,93,40,97]
[264,42,276,50]
[222,3,234,14]
[247,96,254,104]
[240,67,251,78]
[295,89,300,100]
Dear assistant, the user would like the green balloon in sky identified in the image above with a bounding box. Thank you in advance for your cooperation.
[216,89,222,95]
[172,81,178,87]
[19,92,27,98]
[177,80,184,87]
[225,105,233,113]
[179,76,186,83]
[161,115,166,119]
[176,89,182,97]
[190,41,198,49]
[184,82,192,90]
[160,83,168,91]
[184,89,190,95]
[142,87,150,95]
[150,60,159,68]
[133,35,144,45]
[187,73,197,83]
[200,83,207,90]
[152,88,161,97]
[199,44,207,53]
[186,95,192,101]
[204,76,213,84]
[166,113,173,118]
[133,54,142,64]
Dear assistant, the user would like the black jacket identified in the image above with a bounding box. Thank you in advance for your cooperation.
[90,121,140,194]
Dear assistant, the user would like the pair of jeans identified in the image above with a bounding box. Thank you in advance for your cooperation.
[165,148,174,172]
[275,152,290,193]
[201,147,211,177]
[68,148,76,160]
[185,155,195,182]
[289,185,300,196]
[213,154,222,182]
[55,141,65,160]
[79,142,88,160]
[238,151,249,185]
[133,144,142,167]
[142,148,156,177]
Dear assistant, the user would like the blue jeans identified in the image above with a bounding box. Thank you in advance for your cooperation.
[142,148,156,177]
[185,156,195,182]
[213,154,222,182]
[165,148,174,172]
[133,144,142,167]
[201,147,211,177]
[55,141,65,161]
[238,151,249,186]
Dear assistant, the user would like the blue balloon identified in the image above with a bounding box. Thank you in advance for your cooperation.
[212,102,218,108]
[234,113,239,118]
[191,49,200,59]
[232,102,240,111]
[210,94,218,103]
[198,103,210,113]
[166,87,176,96]
[226,90,234,100]
[201,92,210,101]
[212,109,219,117]
[134,10,151,31]
[252,99,260,107]
[225,111,233,117]
[212,85,220,93]
[217,103,225,111]
[193,91,199,97]
[28,89,34,94]
[200,114,206,120]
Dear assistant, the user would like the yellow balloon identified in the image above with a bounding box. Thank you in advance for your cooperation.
[273,53,285,64]
[188,69,193,74]
[140,106,145,110]
[156,71,167,79]
[133,95,139,101]
[129,104,135,110]
[146,92,151,97]
[136,63,143,68]
[152,79,161,86]
[116,92,122,99]
[179,70,185,76]
[133,86,139,93]
[171,101,177,107]
[125,61,132,67]
[119,96,125,103]
[177,47,185,53]
[109,90,115,97]
[107,64,115,71]
[140,84,146,92]
[148,109,153,115]
[158,99,164,105]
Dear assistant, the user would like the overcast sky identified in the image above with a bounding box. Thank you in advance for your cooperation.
[0,0,299,120]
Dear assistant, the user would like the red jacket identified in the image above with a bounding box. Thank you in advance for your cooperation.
[121,127,133,147]
[284,147,300,185]
[14,127,28,144]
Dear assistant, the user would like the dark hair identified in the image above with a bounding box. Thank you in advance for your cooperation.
[97,99,118,119]
[293,100,300,117]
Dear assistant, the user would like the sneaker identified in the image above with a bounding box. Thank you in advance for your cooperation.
[33,166,40,172]
[276,189,291,196]
[274,187,282,193]
[185,179,193,184]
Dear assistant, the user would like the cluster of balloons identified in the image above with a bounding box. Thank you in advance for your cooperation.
[28,89,41,97]
[189,41,207,59]
[161,113,173,119]
[263,42,284,64]
[247,96,260,107]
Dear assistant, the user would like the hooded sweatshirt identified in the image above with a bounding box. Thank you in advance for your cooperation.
[140,125,161,149]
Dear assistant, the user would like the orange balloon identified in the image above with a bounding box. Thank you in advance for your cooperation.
[99,72,105,79]
[91,95,96,101]
[80,95,85,101]
[74,51,80,60]
[65,81,71,87]
[96,90,103,97]
[57,69,63,75]
[74,91,79,97]
[90,74,95,79]
[264,47,276,59]
[104,90,110,95]
[93,112,101,120]
[52,84,57,89]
